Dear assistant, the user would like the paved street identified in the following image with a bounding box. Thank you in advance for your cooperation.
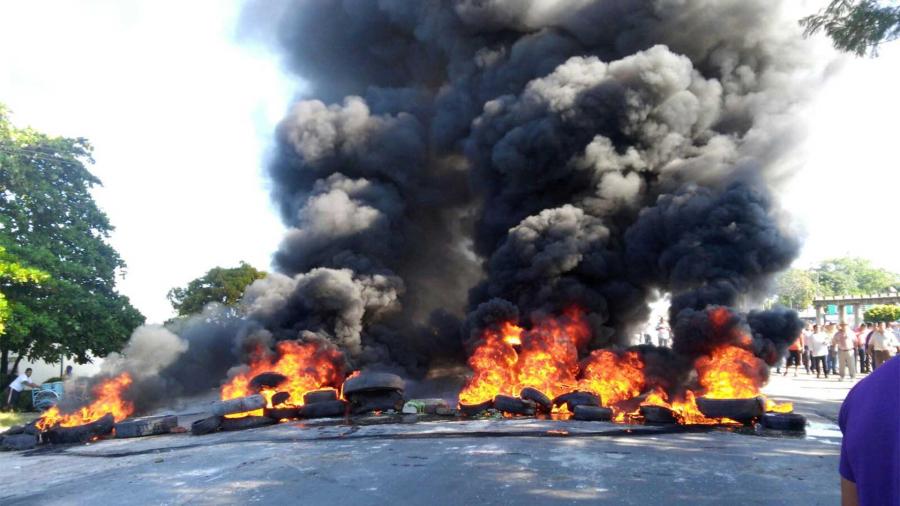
[0,373,855,505]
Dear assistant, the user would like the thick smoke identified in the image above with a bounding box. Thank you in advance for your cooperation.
[92,0,822,413]
[236,0,816,368]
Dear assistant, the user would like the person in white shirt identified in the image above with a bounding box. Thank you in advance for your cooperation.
[4,368,40,410]
[868,322,899,369]
[810,324,831,379]
[656,317,671,348]
[831,323,856,381]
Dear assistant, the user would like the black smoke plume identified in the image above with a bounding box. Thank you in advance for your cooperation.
[95,0,823,412]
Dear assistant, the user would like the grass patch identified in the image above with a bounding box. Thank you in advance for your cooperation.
[0,411,38,431]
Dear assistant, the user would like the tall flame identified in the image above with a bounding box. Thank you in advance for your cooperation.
[220,340,345,417]
[459,307,590,405]
[36,373,134,431]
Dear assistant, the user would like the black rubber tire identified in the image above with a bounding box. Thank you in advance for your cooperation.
[2,425,25,436]
[342,372,405,395]
[271,391,292,406]
[190,415,222,436]
[696,397,765,422]
[46,413,115,444]
[220,416,278,432]
[640,405,677,424]
[553,391,601,412]
[573,405,613,422]
[115,415,178,439]
[761,413,806,431]
[519,387,552,412]
[299,400,348,419]
[264,406,300,420]
[493,395,536,416]
[458,400,494,416]
[249,372,287,390]
[2,434,38,451]
[303,389,339,404]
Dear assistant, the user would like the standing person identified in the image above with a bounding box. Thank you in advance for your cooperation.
[783,329,804,377]
[831,323,857,381]
[802,324,813,374]
[4,368,40,410]
[655,317,671,348]
[63,365,74,380]
[825,323,839,376]
[809,324,830,379]
[868,322,899,370]
[855,323,870,374]
[838,355,899,506]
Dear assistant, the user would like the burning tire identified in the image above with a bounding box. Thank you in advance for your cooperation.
[264,406,300,420]
[211,394,267,417]
[190,415,222,436]
[493,395,536,416]
[303,389,338,405]
[249,372,287,390]
[552,391,602,412]
[1,433,38,451]
[519,387,552,413]
[45,413,115,444]
[459,399,494,416]
[220,416,278,432]
[115,415,179,439]
[299,399,348,419]
[271,392,291,406]
[761,413,806,431]
[573,405,613,422]
[696,396,765,422]
[639,405,677,424]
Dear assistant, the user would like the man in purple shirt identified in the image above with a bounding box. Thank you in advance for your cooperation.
[838,355,899,505]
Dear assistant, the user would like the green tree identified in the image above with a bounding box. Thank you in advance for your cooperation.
[801,0,900,56]
[775,269,818,309]
[0,105,144,376]
[0,246,49,337]
[864,304,900,322]
[167,261,266,317]
[813,257,898,296]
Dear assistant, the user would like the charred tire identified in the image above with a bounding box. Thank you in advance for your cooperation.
[46,413,115,444]
[519,388,552,412]
[271,392,291,406]
[459,400,494,416]
[342,372,405,395]
[264,407,300,420]
[220,416,277,432]
[2,425,25,436]
[249,372,287,390]
[640,405,677,424]
[553,391,602,412]
[2,433,38,451]
[190,415,222,436]
[299,400,347,419]
[696,397,765,422]
[115,415,178,439]
[573,405,613,422]
[303,389,339,405]
[761,413,806,431]
[493,395,536,416]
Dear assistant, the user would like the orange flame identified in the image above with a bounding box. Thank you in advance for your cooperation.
[36,373,134,431]
[459,307,591,405]
[578,349,645,419]
[220,340,344,417]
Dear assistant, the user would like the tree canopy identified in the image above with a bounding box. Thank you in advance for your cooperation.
[801,0,900,56]
[167,261,267,317]
[774,256,898,308]
[0,105,144,376]
[0,246,48,337]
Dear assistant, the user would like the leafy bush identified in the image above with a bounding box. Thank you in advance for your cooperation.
[864,304,900,323]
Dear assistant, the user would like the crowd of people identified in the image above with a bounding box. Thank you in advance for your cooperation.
[779,321,900,380]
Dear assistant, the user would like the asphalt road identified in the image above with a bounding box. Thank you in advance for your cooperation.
[0,373,851,505]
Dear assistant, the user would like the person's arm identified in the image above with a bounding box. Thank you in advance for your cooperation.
[841,478,859,506]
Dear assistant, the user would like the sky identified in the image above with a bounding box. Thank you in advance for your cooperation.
[1,1,899,324]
